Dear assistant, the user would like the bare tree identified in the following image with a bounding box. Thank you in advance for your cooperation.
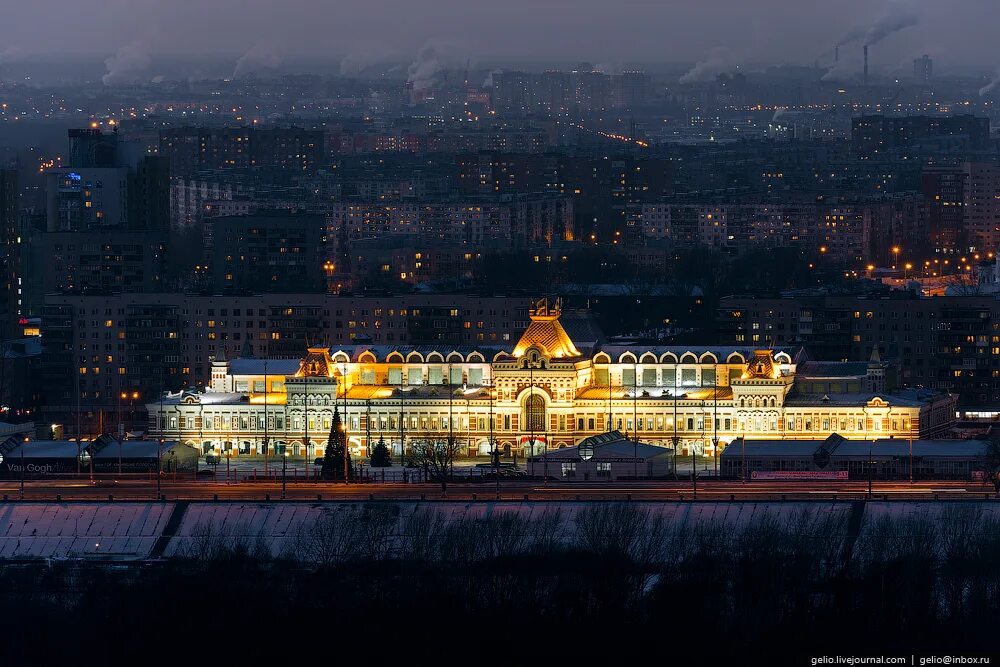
[294,503,400,566]
[184,520,273,562]
[982,438,1000,494]
[410,436,463,492]
[399,507,449,561]
[574,503,669,599]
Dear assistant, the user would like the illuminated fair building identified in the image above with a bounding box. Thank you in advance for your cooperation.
[147,299,957,459]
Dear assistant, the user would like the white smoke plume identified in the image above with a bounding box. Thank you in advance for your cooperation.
[679,47,737,84]
[829,1,919,69]
[822,55,860,82]
[864,2,919,46]
[0,46,23,64]
[339,55,368,77]
[407,42,449,92]
[232,42,282,79]
[823,3,918,82]
[980,70,1000,97]
[339,44,397,78]
[102,42,152,85]
[483,69,501,88]
[836,27,867,48]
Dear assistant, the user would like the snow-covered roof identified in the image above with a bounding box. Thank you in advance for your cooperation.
[720,437,988,459]
[229,358,302,376]
[532,431,671,462]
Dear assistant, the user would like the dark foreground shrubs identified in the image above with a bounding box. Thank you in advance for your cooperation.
[2,504,1000,664]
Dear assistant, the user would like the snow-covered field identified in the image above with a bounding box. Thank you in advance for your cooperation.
[0,500,996,561]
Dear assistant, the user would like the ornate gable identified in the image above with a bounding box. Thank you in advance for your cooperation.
[744,350,778,380]
[300,348,332,377]
[512,298,581,359]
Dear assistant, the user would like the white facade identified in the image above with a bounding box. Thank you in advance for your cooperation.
[147,301,957,459]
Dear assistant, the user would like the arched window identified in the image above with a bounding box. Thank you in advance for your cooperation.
[525,394,546,433]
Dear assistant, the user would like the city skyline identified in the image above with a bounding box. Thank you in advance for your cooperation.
[2,0,1000,77]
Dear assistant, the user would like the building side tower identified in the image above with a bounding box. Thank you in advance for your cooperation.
[865,347,886,394]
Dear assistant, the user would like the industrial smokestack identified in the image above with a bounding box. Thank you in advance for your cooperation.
[863,44,869,86]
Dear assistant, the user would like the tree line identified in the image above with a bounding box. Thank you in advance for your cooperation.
[2,503,1000,663]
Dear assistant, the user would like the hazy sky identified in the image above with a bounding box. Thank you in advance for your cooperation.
[1,0,997,73]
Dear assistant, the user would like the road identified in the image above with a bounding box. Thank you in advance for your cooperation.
[0,478,995,501]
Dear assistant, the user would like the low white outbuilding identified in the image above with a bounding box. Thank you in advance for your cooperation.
[526,431,673,480]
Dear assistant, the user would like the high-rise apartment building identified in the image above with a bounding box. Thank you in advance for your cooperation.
[913,55,933,84]
[39,129,170,296]
[0,170,16,340]
[717,293,1000,405]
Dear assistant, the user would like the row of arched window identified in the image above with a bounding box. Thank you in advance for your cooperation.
[738,396,778,408]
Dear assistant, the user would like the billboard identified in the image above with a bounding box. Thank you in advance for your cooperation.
[751,470,849,481]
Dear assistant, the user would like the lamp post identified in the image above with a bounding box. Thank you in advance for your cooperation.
[156,436,163,499]
[529,361,535,458]
[741,434,746,483]
[713,370,719,478]
[118,391,127,476]
[701,400,709,472]
[909,433,913,484]
[76,374,82,476]
[691,437,697,499]
[20,436,26,500]
[129,391,139,434]
[365,398,372,459]
[489,374,499,499]
[263,360,269,478]
[867,439,873,499]
[281,443,287,500]
[448,364,454,481]
[606,360,612,434]
[304,372,310,480]
[633,360,638,479]
[672,362,679,478]
[341,363,349,485]
[399,375,405,470]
